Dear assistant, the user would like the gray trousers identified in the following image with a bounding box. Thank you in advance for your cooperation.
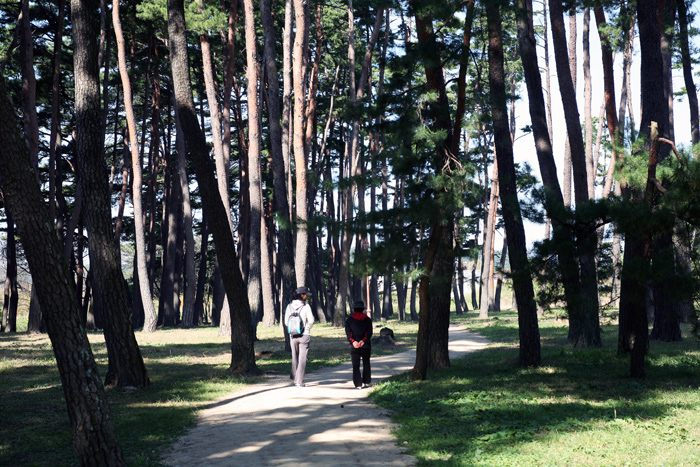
[290,334,310,385]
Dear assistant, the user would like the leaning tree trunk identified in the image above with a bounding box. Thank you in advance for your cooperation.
[515,0,587,350]
[167,0,258,374]
[112,0,157,332]
[550,0,601,348]
[72,0,149,388]
[0,73,125,466]
[487,0,540,367]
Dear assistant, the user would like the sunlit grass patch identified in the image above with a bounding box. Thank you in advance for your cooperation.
[372,310,700,466]
[0,317,418,466]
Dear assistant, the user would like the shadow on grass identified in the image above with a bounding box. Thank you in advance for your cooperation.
[372,314,700,466]
[0,322,417,466]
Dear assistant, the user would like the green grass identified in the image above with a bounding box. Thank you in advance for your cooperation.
[371,311,700,466]
[0,319,418,466]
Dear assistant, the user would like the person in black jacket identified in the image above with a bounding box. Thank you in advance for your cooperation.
[345,301,373,389]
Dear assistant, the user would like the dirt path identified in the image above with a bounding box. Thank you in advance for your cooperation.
[162,324,489,466]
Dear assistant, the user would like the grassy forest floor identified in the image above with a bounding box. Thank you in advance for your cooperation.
[372,312,700,466]
[2,309,700,466]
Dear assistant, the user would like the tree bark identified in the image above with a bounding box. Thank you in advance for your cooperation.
[487,0,540,367]
[167,0,258,374]
[618,0,669,374]
[411,0,458,379]
[112,0,157,332]
[480,159,498,319]
[0,73,125,465]
[292,0,310,289]
[550,0,601,347]
[241,0,263,329]
[72,0,149,388]
[583,8,594,198]
[1,211,18,332]
[260,0,296,318]
[678,0,699,146]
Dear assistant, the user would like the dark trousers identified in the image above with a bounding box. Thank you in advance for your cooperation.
[349,346,371,387]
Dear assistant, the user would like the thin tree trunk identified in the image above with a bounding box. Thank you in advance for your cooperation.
[1,212,18,332]
[194,217,209,325]
[49,0,66,228]
[242,0,263,328]
[583,7,594,198]
[480,158,498,319]
[282,0,293,218]
[112,0,157,332]
[678,0,699,146]
[20,0,44,334]
[261,0,296,318]
[176,118,197,329]
[292,0,310,289]
[159,134,182,327]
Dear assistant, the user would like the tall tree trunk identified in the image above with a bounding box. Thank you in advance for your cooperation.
[49,0,66,228]
[619,0,668,377]
[215,2,237,337]
[176,117,197,329]
[72,0,149,388]
[480,159,498,319]
[516,0,593,349]
[112,0,157,332]
[678,0,699,146]
[561,9,576,208]
[1,212,18,332]
[550,0,601,347]
[167,0,258,374]
[159,142,181,327]
[583,8,594,198]
[334,2,384,325]
[411,1,457,380]
[194,218,209,325]
[242,0,263,329]
[292,0,310,288]
[487,0,540,367]
[261,0,296,318]
[282,0,293,218]
[0,73,125,466]
[20,0,44,334]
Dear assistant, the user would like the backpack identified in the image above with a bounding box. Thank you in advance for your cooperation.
[287,310,305,337]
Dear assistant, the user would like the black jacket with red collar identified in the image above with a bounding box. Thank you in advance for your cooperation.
[345,312,373,349]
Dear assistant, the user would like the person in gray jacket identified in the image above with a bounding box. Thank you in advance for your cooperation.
[284,286,315,387]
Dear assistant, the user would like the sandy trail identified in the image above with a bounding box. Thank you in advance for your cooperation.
[162,324,489,466]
